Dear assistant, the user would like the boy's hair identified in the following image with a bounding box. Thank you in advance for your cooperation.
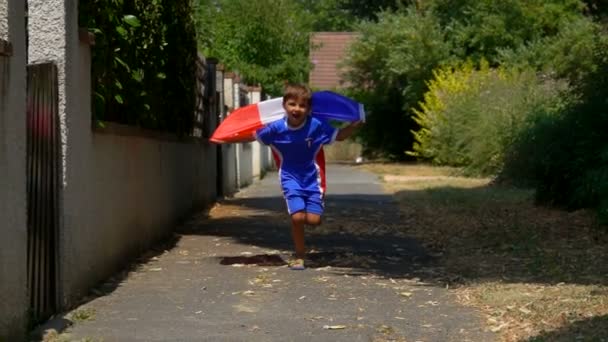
[283,83,312,108]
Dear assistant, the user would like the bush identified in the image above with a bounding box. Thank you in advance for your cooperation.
[409,60,569,176]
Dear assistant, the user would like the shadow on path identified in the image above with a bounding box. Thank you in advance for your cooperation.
[178,192,443,281]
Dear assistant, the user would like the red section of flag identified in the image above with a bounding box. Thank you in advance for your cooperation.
[209,104,263,143]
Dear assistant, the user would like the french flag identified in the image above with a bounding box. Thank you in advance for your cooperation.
[210,91,365,144]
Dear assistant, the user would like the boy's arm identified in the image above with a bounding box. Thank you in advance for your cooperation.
[336,121,363,141]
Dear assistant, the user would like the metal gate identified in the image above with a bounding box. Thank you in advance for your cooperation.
[26,63,60,322]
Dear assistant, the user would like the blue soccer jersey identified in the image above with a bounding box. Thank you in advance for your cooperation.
[255,116,338,204]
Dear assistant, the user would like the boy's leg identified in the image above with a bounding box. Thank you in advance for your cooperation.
[304,194,324,226]
[290,212,306,259]
[285,194,306,259]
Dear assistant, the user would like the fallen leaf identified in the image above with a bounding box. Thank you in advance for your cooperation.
[323,325,347,330]
[490,323,509,332]
[377,324,395,334]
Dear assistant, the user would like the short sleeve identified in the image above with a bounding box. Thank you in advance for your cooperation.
[318,120,338,145]
[255,124,275,145]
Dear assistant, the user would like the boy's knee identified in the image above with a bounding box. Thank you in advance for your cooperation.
[306,214,322,226]
[291,212,306,224]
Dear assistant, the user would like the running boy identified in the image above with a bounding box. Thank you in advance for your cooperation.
[254,83,362,270]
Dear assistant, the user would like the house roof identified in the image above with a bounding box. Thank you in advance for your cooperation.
[309,32,359,89]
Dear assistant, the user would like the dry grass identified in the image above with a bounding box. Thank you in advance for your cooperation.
[358,162,460,178]
[359,162,608,342]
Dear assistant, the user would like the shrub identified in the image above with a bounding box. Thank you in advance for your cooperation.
[409,60,569,176]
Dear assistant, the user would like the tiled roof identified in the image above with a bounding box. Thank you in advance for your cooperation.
[309,32,359,89]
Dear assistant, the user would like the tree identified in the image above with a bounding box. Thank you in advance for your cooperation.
[342,8,451,159]
[295,0,352,31]
[296,0,412,31]
[337,0,410,22]
[424,0,587,64]
[196,0,313,95]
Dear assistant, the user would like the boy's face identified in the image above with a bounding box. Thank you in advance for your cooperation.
[284,96,309,127]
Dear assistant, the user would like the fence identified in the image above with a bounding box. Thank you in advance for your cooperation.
[193,53,206,138]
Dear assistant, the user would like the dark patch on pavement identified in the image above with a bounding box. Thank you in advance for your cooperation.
[219,254,286,266]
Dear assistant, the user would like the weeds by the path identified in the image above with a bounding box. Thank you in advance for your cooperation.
[359,163,608,342]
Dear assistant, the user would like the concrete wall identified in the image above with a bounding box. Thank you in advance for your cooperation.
[324,140,362,162]
[0,1,28,340]
[249,88,263,181]
[237,143,253,188]
[220,74,238,196]
[60,45,217,308]
[75,126,217,298]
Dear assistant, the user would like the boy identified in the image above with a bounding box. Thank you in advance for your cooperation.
[254,83,362,270]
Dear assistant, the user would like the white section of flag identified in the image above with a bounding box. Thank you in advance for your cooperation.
[257,98,286,124]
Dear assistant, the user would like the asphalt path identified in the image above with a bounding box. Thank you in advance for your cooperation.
[39,164,495,342]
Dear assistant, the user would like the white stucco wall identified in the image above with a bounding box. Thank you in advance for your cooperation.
[28,0,70,187]
[0,0,28,340]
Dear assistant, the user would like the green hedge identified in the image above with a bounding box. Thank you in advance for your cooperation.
[79,0,197,136]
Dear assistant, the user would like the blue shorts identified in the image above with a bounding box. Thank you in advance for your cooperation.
[284,193,324,215]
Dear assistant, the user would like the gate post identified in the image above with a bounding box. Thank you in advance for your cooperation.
[0,0,28,340]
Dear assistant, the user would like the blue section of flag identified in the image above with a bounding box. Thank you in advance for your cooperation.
[311,91,365,123]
